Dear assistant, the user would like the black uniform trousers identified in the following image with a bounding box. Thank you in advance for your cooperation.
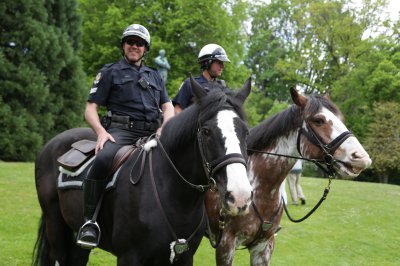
[87,126,154,181]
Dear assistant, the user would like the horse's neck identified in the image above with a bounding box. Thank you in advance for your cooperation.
[160,140,206,190]
[249,131,299,202]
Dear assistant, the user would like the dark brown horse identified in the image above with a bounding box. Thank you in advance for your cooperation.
[33,77,253,266]
[205,88,372,265]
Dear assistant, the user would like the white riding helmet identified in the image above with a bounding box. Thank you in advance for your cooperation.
[121,24,151,50]
[198,44,230,63]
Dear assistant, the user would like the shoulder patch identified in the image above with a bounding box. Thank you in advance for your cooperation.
[94,63,115,83]
[95,72,102,81]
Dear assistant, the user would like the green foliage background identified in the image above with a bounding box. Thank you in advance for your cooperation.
[0,0,87,160]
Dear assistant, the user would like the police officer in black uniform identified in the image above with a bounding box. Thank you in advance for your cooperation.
[173,43,230,113]
[76,24,174,249]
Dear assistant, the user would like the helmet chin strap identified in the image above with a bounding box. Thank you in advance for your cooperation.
[205,60,217,80]
[206,69,217,80]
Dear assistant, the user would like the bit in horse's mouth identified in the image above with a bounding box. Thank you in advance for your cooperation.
[335,161,360,178]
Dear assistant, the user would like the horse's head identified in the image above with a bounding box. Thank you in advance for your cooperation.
[191,76,253,216]
[290,88,372,178]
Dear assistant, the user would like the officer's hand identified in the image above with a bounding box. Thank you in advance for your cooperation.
[95,132,115,154]
[156,127,162,137]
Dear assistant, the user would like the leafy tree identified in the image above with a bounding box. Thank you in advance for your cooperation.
[247,0,399,133]
[0,0,86,161]
[78,0,251,98]
[364,102,400,184]
[246,0,391,94]
[332,38,400,139]
[246,0,295,102]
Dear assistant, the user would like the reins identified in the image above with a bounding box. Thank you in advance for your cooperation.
[153,136,210,192]
[147,144,206,260]
[136,125,248,250]
[282,176,332,223]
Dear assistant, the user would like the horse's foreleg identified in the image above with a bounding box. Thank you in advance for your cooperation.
[215,234,237,266]
[67,244,90,266]
[249,236,275,266]
[117,252,142,266]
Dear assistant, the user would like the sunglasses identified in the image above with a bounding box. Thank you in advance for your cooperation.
[125,39,146,47]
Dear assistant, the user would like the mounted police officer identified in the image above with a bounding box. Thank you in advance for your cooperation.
[76,23,174,249]
[173,43,231,113]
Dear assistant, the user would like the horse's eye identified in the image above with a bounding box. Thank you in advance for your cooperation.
[313,118,324,126]
[202,128,210,136]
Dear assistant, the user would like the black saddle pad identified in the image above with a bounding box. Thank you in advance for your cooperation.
[57,159,120,191]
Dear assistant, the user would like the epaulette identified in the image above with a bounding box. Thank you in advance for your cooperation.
[217,79,227,87]
[97,63,115,73]
[146,65,158,72]
[102,63,115,69]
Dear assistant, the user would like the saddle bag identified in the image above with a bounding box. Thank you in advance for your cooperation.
[57,140,96,171]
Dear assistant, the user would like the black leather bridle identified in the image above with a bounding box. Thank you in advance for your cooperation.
[197,121,247,189]
[297,122,353,176]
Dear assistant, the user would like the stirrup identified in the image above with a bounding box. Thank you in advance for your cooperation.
[76,220,101,249]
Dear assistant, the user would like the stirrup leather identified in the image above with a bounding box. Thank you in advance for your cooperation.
[76,220,101,248]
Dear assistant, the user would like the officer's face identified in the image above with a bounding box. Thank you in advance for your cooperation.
[209,60,225,77]
[123,37,146,65]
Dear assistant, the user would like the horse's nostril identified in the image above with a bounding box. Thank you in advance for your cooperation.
[225,191,235,204]
[239,204,248,213]
[351,151,363,160]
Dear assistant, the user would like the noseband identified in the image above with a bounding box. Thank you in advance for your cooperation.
[297,122,353,176]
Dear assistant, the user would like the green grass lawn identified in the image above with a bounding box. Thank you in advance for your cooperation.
[1,162,399,265]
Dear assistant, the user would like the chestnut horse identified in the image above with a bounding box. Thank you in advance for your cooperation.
[205,88,372,265]
[33,77,253,266]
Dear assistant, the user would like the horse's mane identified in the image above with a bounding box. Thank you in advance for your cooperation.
[161,88,246,150]
[247,93,342,152]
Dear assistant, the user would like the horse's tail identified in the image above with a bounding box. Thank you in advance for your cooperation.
[32,214,51,266]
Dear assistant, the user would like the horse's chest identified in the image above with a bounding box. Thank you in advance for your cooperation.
[230,214,261,240]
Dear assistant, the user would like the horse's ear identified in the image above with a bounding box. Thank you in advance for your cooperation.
[190,75,207,99]
[290,87,307,108]
[235,77,251,105]
[323,92,331,100]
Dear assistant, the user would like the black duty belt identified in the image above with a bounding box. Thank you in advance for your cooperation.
[110,115,160,131]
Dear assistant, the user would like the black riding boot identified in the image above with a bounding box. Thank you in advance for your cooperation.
[76,178,106,249]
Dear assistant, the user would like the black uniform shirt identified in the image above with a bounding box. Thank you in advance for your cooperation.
[88,58,170,122]
[172,74,228,109]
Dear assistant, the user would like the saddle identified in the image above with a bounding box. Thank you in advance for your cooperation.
[57,139,136,175]
[57,140,96,171]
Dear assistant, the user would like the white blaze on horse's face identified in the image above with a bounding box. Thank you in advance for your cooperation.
[320,107,372,177]
[217,110,252,215]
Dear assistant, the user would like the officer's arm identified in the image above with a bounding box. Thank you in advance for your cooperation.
[85,102,104,135]
[157,101,174,136]
[85,102,115,152]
